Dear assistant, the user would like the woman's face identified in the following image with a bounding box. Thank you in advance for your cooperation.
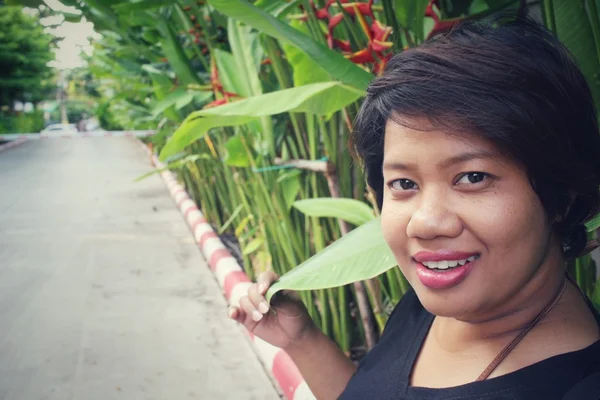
[381,118,558,320]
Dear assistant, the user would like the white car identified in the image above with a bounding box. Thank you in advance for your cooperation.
[40,124,78,137]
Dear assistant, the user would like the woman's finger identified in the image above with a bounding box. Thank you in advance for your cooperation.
[240,295,263,323]
[256,271,279,295]
[248,283,270,315]
[228,306,245,323]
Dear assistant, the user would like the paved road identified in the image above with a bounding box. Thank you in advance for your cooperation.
[0,138,279,400]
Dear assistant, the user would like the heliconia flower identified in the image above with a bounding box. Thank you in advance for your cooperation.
[425,0,460,39]
[371,20,392,42]
[340,0,373,17]
[373,53,392,75]
[205,98,227,108]
[328,13,344,30]
[346,48,376,64]
[353,3,372,41]
[332,38,352,52]
[315,8,329,20]
[371,39,393,52]
[325,0,348,7]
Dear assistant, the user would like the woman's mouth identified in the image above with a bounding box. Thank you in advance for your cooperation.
[420,255,478,270]
[414,254,480,289]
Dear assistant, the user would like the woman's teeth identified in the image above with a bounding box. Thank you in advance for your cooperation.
[421,256,478,270]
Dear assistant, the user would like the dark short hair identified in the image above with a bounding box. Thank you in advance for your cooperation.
[352,17,600,259]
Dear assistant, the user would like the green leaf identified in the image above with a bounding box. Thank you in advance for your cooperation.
[218,204,244,234]
[113,0,171,12]
[209,0,373,90]
[223,135,251,167]
[292,198,375,226]
[255,0,303,17]
[213,49,248,96]
[159,82,364,160]
[133,154,204,182]
[157,18,202,85]
[227,17,273,153]
[235,215,254,237]
[161,115,255,161]
[585,213,600,231]
[243,237,265,255]
[394,0,430,43]
[228,18,264,97]
[266,218,397,301]
[281,20,330,86]
[151,88,188,117]
[552,1,600,108]
[279,174,301,210]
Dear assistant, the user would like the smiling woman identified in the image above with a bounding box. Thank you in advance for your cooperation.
[229,16,600,400]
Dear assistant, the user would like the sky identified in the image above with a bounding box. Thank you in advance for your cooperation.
[39,0,99,70]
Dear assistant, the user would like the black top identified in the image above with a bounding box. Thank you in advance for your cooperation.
[339,289,600,400]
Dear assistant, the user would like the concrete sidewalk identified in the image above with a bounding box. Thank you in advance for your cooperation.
[0,137,279,400]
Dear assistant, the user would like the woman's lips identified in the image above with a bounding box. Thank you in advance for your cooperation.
[414,255,478,290]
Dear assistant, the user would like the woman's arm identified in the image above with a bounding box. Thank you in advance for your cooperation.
[285,327,357,400]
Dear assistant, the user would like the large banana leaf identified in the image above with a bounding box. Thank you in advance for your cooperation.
[281,20,330,86]
[266,218,397,301]
[159,81,364,160]
[151,88,213,118]
[293,198,375,226]
[209,0,373,91]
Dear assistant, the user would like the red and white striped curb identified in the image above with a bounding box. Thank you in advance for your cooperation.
[149,152,315,400]
[0,130,155,141]
[0,137,27,153]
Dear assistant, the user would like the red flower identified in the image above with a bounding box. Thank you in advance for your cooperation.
[425,0,460,39]
[346,49,376,64]
[340,0,373,17]
[332,38,351,52]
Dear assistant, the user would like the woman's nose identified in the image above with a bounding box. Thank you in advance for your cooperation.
[406,189,462,240]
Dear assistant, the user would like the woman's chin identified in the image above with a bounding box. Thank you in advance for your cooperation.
[412,285,477,319]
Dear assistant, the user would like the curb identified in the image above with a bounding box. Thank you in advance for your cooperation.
[0,130,155,141]
[0,137,27,153]
[147,149,315,400]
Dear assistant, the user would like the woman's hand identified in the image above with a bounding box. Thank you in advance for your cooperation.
[228,271,316,350]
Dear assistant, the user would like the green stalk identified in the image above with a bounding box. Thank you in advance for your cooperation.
[585,0,600,67]
[335,0,368,49]
[261,36,308,159]
[381,0,400,43]
[338,285,350,354]
[542,0,557,33]
[303,0,327,45]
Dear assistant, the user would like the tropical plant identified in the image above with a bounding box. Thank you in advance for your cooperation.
[43,0,600,357]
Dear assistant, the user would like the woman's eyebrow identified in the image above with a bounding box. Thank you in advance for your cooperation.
[439,150,497,168]
[382,150,497,172]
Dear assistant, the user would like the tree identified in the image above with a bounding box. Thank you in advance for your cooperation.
[0,6,55,108]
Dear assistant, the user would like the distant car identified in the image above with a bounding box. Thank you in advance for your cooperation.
[40,124,78,137]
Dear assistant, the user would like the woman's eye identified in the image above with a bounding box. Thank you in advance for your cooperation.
[390,179,418,191]
[456,172,489,185]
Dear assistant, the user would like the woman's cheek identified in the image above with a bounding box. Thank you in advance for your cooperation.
[381,203,412,260]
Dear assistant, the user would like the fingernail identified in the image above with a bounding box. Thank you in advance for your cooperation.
[252,310,263,322]
[228,308,235,319]
[258,301,269,314]
[258,284,266,294]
